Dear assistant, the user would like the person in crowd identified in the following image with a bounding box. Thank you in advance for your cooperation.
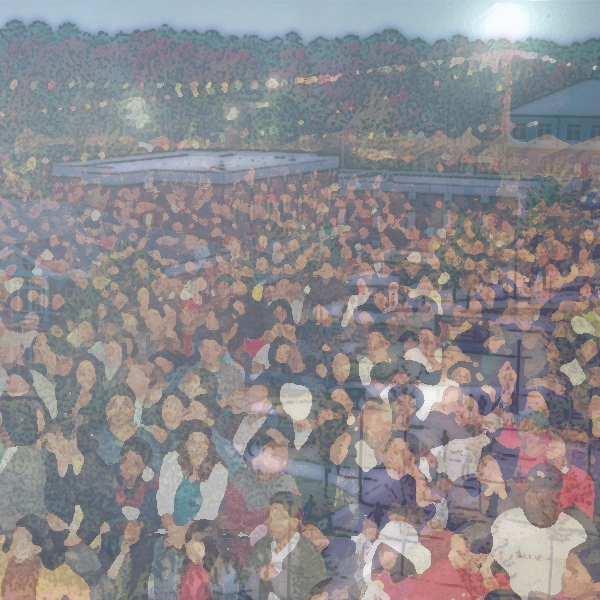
[177,520,220,600]
[156,421,228,531]
[43,414,116,553]
[0,514,89,600]
[239,491,328,600]
[0,398,47,535]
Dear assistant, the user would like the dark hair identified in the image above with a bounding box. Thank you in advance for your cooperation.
[176,420,222,482]
[2,514,64,570]
[0,400,39,447]
[269,491,296,515]
[121,437,153,467]
[182,519,219,574]
[43,413,85,441]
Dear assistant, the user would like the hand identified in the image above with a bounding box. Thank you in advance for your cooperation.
[260,562,278,582]
[100,522,110,535]
[47,513,68,532]
[301,524,329,552]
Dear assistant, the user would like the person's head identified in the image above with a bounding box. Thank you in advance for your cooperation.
[381,437,414,472]
[162,394,188,430]
[42,414,84,454]
[104,340,123,369]
[76,360,97,391]
[177,421,220,481]
[199,338,226,366]
[360,401,393,444]
[250,436,289,477]
[106,393,135,427]
[332,353,351,384]
[2,514,60,569]
[0,400,41,447]
[448,533,482,573]
[520,462,564,528]
[120,438,153,487]
[378,543,400,572]
[184,520,219,572]
[266,492,299,541]
[126,363,150,396]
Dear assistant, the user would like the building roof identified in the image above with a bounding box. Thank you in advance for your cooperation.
[511,79,600,118]
[52,150,339,186]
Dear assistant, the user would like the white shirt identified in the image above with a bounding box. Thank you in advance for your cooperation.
[32,370,58,419]
[354,440,379,472]
[431,433,490,482]
[414,381,458,422]
[491,508,587,600]
[271,532,301,575]
[233,416,267,456]
[0,447,18,476]
[363,521,431,582]
[156,451,228,522]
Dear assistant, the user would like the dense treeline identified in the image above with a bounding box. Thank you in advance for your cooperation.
[0,19,599,189]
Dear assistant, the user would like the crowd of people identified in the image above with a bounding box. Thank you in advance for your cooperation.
[1,183,600,600]
[0,280,598,600]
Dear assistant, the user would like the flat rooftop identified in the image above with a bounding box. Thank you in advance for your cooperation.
[52,150,339,186]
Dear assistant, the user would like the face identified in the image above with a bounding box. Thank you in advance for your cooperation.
[162,395,186,430]
[11,527,41,562]
[126,367,149,395]
[105,342,123,369]
[6,375,30,397]
[448,535,479,572]
[332,354,351,385]
[120,450,145,484]
[107,395,135,426]
[199,340,225,365]
[186,534,206,565]
[186,432,210,465]
[274,306,288,323]
[378,545,399,572]
[523,478,562,527]
[368,332,389,355]
[382,438,412,471]
[76,361,97,390]
[361,403,392,441]
[252,443,288,475]
[266,503,292,539]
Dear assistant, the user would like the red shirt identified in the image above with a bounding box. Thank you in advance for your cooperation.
[177,564,210,600]
[406,559,487,600]
[559,466,595,519]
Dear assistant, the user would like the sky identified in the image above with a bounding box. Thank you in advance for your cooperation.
[0,0,599,45]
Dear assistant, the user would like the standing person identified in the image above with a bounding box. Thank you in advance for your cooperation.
[0,398,47,534]
[177,520,220,600]
[490,463,600,600]
[0,514,90,600]
[43,415,115,553]
[239,492,328,600]
[156,421,228,530]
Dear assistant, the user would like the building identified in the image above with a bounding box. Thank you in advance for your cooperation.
[509,79,600,181]
[510,79,600,143]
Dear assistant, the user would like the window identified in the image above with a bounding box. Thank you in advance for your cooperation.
[512,123,527,140]
[591,124,600,139]
[567,124,581,141]
[407,210,417,229]
[537,123,552,137]
[591,155,600,168]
